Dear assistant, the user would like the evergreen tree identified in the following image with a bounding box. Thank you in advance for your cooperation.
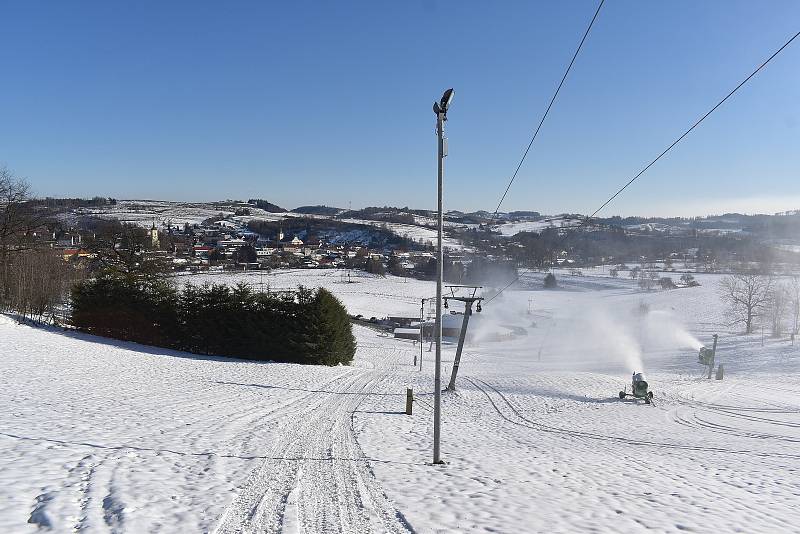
[300,288,356,365]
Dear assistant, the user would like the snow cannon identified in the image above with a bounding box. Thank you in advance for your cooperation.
[698,335,718,379]
[618,372,654,405]
[698,347,714,366]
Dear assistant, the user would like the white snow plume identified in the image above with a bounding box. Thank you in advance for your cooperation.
[569,303,645,373]
[641,309,703,351]
[503,295,646,374]
[473,291,703,374]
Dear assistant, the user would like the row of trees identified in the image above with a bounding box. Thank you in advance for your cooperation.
[719,273,800,336]
[71,278,356,365]
[1,166,84,322]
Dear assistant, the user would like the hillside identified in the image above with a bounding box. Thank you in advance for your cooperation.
[3,269,799,532]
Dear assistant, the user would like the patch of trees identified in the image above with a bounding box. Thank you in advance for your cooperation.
[291,205,342,216]
[414,256,465,283]
[1,166,84,321]
[4,248,84,322]
[744,214,800,239]
[29,196,117,209]
[71,278,356,365]
[247,198,287,213]
[81,220,171,277]
[507,211,541,219]
[463,256,516,286]
[247,217,418,250]
[234,244,258,264]
[338,206,418,226]
[482,224,786,270]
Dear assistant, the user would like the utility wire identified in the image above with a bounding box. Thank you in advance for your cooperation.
[589,29,800,219]
[485,28,800,305]
[491,0,605,220]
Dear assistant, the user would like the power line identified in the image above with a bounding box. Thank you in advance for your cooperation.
[589,29,800,219]
[485,28,800,305]
[491,0,605,220]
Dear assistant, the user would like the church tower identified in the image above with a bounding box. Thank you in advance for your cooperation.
[150,222,160,248]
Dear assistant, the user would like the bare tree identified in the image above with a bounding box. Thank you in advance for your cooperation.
[0,166,36,303]
[0,166,87,322]
[84,220,171,280]
[638,269,658,291]
[719,273,773,334]
[789,275,800,336]
[6,249,85,322]
[767,283,790,337]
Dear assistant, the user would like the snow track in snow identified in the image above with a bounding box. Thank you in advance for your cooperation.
[466,376,800,460]
[213,369,412,534]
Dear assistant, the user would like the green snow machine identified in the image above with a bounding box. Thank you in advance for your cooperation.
[618,372,654,405]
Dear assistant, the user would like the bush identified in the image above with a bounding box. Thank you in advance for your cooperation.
[680,273,699,287]
[70,277,355,366]
[659,277,676,290]
[544,273,557,289]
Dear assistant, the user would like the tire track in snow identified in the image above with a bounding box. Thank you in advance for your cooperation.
[213,369,413,534]
[466,377,800,460]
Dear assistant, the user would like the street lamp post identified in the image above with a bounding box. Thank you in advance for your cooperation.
[419,298,426,371]
[432,88,453,465]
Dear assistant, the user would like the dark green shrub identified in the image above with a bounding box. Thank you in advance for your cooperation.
[70,278,355,366]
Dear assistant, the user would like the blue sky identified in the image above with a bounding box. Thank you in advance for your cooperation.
[1,0,799,216]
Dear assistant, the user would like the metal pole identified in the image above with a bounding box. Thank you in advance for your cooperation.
[419,298,425,371]
[709,334,718,380]
[446,301,473,391]
[433,109,445,465]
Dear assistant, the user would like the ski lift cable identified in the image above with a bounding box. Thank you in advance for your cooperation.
[484,27,800,305]
[490,0,605,221]
[588,28,800,220]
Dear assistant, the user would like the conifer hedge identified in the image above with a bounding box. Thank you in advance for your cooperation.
[70,277,355,365]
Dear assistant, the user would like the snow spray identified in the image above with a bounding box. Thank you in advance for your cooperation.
[642,310,703,350]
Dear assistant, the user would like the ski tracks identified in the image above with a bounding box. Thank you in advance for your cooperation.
[213,369,413,534]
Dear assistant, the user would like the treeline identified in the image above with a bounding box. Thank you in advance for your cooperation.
[291,205,342,216]
[4,249,84,322]
[457,225,786,268]
[71,278,356,365]
[338,206,417,225]
[30,196,117,209]
[247,198,287,213]
[247,217,418,249]
[1,166,85,322]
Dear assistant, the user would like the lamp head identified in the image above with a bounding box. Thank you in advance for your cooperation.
[440,88,454,111]
[433,88,454,115]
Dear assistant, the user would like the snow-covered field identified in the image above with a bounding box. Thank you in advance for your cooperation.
[2,270,799,532]
[340,218,464,250]
[176,269,435,319]
[78,200,242,228]
[493,216,583,236]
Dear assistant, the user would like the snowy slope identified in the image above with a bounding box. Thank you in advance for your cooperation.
[355,274,800,533]
[2,271,799,533]
[340,218,464,250]
[177,269,436,319]
[493,216,583,236]
[0,316,415,533]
